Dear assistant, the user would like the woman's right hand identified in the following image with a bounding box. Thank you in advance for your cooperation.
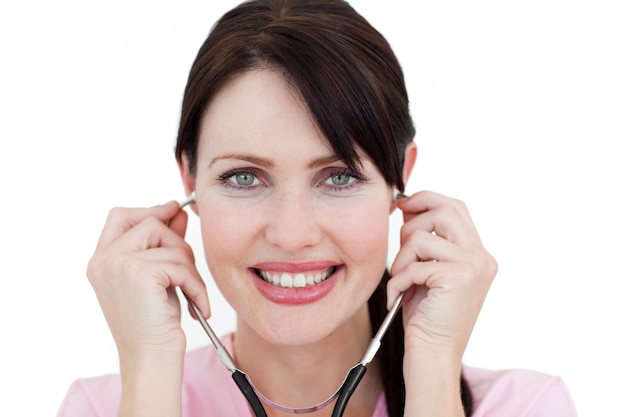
[87,201,210,359]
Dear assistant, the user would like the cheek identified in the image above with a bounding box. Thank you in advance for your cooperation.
[199,204,258,268]
[198,196,391,269]
[331,200,390,264]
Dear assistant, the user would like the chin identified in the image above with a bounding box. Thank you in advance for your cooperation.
[238,298,373,351]
[244,306,340,346]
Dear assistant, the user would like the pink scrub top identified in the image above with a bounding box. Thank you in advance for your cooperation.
[57,335,577,416]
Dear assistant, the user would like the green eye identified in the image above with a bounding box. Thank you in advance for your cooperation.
[235,173,256,186]
[217,169,264,190]
[330,174,351,186]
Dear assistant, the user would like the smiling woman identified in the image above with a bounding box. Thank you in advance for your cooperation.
[56,1,577,417]
[187,69,392,350]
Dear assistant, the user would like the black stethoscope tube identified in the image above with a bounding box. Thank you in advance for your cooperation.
[232,364,368,417]
[232,370,268,417]
[331,365,367,417]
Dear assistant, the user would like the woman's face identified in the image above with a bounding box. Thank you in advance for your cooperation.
[190,69,394,346]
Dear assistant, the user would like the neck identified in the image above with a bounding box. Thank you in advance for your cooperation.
[233,304,382,416]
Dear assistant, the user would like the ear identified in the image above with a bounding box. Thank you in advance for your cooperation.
[402,141,418,186]
[178,153,199,215]
[390,142,418,213]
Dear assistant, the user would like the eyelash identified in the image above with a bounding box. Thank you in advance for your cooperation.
[217,168,265,190]
[322,168,368,192]
[216,167,368,192]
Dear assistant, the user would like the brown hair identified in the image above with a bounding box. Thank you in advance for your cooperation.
[175,0,414,191]
[175,1,472,415]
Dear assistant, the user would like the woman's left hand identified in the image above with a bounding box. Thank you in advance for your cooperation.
[389,191,497,415]
[388,190,497,362]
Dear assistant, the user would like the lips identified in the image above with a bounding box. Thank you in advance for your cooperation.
[250,262,340,305]
[254,266,336,288]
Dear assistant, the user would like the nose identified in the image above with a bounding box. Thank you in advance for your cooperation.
[264,189,323,253]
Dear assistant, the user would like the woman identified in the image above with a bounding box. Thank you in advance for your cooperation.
[58,1,576,416]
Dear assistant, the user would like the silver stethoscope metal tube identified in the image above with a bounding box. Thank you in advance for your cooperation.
[177,192,405,417]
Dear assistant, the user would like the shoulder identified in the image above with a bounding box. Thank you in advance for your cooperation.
[463,366,578,416]
[57,334,246,417]
[56,374,121,417]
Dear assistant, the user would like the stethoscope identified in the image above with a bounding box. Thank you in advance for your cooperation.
[177,192,405,417]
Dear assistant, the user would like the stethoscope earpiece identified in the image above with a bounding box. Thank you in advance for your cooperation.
[393,189,407,201]
[178,191,196,209]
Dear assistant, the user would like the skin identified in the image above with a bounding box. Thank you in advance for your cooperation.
[87,69,497,417]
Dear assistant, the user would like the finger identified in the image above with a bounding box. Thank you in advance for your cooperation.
[108,215,190,253]
[132,245,197,268]
[173,272,211,321]
[155,260,211,321]
[390,229,471,276]
[137,259,211,320]
[399,205,480,249]
[398,191,476,229]
[168,209,188,239]
[386,260,470,310]
[96,201,180,250]
[386,261,437,310]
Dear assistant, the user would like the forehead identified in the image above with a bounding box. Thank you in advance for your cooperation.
[193,68,379,178]
[197,69,332,155]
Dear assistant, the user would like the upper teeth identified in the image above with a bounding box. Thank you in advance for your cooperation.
[257,268,334,288]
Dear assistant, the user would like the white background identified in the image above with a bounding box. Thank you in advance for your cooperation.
[1,1,625,416]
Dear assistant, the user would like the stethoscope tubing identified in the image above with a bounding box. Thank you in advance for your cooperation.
[186,287,398,417]
[231,362,367,417]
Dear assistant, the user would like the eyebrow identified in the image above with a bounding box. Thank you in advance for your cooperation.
[208,153,274,168]
[208,153,343,169]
